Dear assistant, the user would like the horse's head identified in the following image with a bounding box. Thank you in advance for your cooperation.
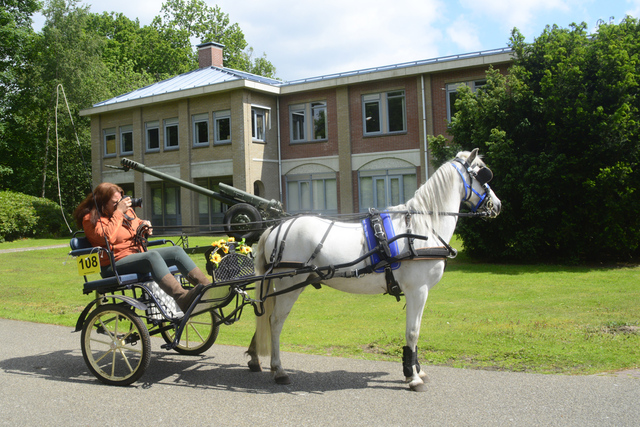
[452,148,501,218]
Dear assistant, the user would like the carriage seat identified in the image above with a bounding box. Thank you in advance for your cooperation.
[70,232,179,295]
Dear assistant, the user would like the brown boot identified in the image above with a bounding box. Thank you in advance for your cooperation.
[186,267,211,286]
[157,273,188,300]
[157,273,202,312]
[175,284,204,312]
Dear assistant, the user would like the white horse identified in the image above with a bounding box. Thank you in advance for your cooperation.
[246,149,501,392]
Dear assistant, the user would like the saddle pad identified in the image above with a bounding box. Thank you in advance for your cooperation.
[362,213,401,273]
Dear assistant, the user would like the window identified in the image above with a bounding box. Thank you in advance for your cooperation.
[194,178,230,231]
[192,113,209,147]
[103,128,116,157]
[289,101,327,143]
[120,125,133,155]
[164,117,179,150]
[446,79,486,121]
[146,121,159,152]
[286,173,338,214]
[151,183,181,227]
[359,168,417,211]
[251,108,266,142]
[214,110,231,144]
[291,105,305,141]
[362,90,406,135]
[119,183,135,198]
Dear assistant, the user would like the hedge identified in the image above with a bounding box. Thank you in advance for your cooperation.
[0,191,71,242]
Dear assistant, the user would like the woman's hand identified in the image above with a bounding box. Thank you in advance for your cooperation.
[117,196,132,214]
[143,220,153,235]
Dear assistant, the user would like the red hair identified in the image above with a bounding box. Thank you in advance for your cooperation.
[73,183,124,228]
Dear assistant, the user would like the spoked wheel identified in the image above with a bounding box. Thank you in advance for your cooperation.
[160,310,220,356]
[81,304,151,386]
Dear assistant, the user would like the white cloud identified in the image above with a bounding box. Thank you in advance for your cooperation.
[458,0,570,33]
[625,0,640,18]
[216,0,446,80]
[446,16,482,52]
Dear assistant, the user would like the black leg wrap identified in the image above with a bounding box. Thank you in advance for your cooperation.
[402,346,418,377]
[415,346,421,374]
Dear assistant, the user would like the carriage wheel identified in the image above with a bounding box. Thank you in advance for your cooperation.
[160,310,220,356]
[223,203,264,244]
[81,304,151,386]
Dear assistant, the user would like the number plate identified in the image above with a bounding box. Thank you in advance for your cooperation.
[77,253,101,276]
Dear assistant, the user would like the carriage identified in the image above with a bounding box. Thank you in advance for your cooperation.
[69,149,500,390]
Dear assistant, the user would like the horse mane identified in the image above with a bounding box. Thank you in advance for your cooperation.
[402,151,483,236]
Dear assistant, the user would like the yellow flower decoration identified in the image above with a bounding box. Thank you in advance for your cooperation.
[210,252,222,266]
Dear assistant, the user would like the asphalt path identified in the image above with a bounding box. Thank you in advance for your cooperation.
[0,319,638,426]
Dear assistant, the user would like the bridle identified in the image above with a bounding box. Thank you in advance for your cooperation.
[451,157,495,215]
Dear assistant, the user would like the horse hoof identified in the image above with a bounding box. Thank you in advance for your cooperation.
[275,375,291,385]
[409,382,428,392]
[248,361,262,372]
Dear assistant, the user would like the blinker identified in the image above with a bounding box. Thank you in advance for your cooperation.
[476,167,493,185]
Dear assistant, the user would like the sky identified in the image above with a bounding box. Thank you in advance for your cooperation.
[32,0,640,82]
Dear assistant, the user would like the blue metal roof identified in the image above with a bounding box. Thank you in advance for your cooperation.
[92,66,282,107]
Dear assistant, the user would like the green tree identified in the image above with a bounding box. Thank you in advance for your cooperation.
[153,0,277,77]
[445,20,640,263]
[0,0,41,182]
[2,0,106,209]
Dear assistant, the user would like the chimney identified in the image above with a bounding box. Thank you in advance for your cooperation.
[197,42,225,68]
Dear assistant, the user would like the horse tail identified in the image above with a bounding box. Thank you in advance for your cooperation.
[254,227,273,357]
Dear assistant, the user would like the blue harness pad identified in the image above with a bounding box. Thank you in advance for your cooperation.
[362,213,401,273]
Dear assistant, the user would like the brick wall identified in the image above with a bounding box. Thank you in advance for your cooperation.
[279,89,340,159]
[348,77,420,154]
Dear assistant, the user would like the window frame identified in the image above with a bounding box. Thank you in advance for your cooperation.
[119,125,133,155]
[289,101,328,143]
[145,121,160,153]
[192,113,209,147]
[150,182,181,227]
[164,117,179,150]
[362,90,406,136]
[103,127,116,158]
[251,108,266,142]
[213,110,231,145]
[285,172,338,214]
[358,168,417,212]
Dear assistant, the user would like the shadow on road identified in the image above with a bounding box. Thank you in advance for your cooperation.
[0,347,402,393]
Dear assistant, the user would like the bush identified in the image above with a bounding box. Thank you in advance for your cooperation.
[444,21,640,264]
[0,191,71,242]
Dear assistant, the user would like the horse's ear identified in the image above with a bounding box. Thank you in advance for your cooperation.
[467,148,479,164]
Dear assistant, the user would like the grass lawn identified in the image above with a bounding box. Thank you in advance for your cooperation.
[1,235,638,375]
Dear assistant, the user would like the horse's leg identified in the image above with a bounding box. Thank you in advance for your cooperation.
[246,333,262,372]
[403,284,429,392]
[269,285,305,385]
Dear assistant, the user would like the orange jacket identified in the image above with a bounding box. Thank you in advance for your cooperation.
[83,209,145,266]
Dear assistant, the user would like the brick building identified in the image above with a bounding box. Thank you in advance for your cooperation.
[80,42,511,230]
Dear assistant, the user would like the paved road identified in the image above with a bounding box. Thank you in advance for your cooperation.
[0,319,637,426]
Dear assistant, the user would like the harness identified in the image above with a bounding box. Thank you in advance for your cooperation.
[261,158,494,302]
[263,210,456,302]
[451,157,494,213]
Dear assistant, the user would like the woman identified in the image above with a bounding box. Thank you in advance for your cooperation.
[73,183,208,312]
